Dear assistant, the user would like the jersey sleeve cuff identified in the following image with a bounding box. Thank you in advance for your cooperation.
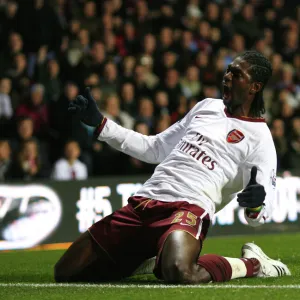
[244,205,266,227]
[93,117,107,138]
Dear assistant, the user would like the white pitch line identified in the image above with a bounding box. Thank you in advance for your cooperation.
[0,283,299,289]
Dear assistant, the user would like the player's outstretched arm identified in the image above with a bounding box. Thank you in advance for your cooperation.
[68,88,188,164]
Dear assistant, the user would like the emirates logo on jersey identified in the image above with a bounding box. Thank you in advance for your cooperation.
[226,129,245,143]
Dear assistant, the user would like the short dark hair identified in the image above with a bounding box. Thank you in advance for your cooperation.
[238,51,273,117]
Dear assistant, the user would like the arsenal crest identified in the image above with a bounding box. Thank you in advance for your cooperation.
[226,129,245,143]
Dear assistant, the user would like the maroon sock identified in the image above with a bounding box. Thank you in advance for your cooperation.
[197,254,232,282]
[240,258,261,277]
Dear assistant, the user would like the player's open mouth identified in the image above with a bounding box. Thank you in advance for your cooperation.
[223,84,231,101]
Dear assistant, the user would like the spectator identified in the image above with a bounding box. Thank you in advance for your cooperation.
[270,118,289,170]
[102,94,134,129]
[121,22,137,55]
[22,0,62,53]
[158,68,182,113]
[254,37,272,59]
[10,116,35,152]
[133,0,152,38]
[32,45,49,82]
[104,31,121,62]
[52,140,88,180]
[233,3,260,48]
[0,140,12,181]
[0,0,299,178]
[10,115,50,162]
[195,51,216,85]
[35,58,62,103]
[220,7,234,45]
[9,138,50,181]
[120,55,136,82]
[141,33,157,59]
[136,97,155,131]
[133,64,152,99]
[154,90,169,117]
[287,117,300,170]
[184,0,202,31]
[99,62,119,98]
[84,73,100,89]
[140,55,159,90]
[230,34,246,58]
[268,53,283,88]
[67,19,81,42]
[180,66,201,99]
[120,82,137,116]
[0,77,13,120]
[15,83,49,138]
[80,1,100,39]
[156,3,178,30]
[101,13,114,34]
[84,41,107,77]
[60,40,85,85]
[0,1,19,52]
[158,51,179,79]
[204,3,220,28]
[6,53,29,99]
[177,30,197,72]
[196,20,212,53]
[78,28,90,54]
[0,32,23,76]
[280,30,299,63]
[158,27,175,55]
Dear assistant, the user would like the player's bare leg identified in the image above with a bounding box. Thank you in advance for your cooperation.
[159,230,262,284]
[160,231,212,283]
[54,231,119,282]
[135,239,291,282]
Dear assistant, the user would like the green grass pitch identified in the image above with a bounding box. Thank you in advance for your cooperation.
[0,233,299,300]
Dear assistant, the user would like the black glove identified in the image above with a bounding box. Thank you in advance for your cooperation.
[68,87,103,127]
[237,166,266,208]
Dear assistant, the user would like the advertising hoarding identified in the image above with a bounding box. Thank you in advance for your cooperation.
[0,173,299,250]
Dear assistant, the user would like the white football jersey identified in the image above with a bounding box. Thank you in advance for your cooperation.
[97,98,277,226]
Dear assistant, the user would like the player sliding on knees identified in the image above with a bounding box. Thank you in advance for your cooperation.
[54,51,290,283]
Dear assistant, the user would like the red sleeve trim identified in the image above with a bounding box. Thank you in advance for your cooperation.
[93,118,107,138]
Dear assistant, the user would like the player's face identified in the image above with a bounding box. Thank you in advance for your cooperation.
[222,57,254,111]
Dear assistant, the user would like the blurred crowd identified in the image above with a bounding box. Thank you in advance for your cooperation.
[0,0,299,181]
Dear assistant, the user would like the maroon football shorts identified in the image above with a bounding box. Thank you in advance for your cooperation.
[88,196,210,278]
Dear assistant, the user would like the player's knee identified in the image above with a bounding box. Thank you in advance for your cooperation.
[163,259,193,283]
[163,260,210,284]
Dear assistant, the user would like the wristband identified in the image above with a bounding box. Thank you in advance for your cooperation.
[246,205,263,213]
[245,204,264,219]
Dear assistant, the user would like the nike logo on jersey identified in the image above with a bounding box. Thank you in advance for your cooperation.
[226,129,245,143]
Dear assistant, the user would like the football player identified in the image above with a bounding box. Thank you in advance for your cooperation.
[54,51,290,283]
